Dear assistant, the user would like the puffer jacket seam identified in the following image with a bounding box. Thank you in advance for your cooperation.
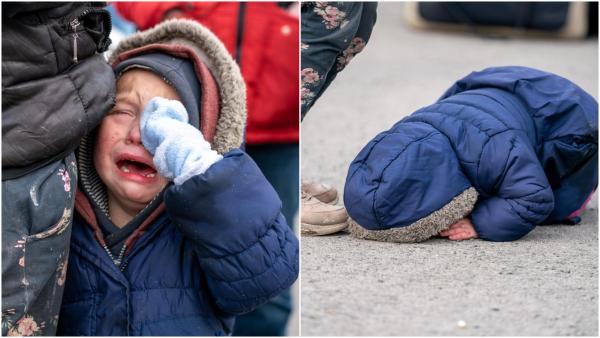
[489,135,517,192]
[346,131,389,185]
[129,286,199,292]
[476,129,516,183]
[215,269,296,302]
[202,224,294,283]
[511,187,553,220]
[465,91,534,136]
[419,103,511,139]
[194,211,280,260]
[124,216,170,259]
[484,135,548,224]
[70,239,126,282]
[504,198,536,225]
[212,246,298,302]
[126,287,131,336]
[91,292,97,335]
[410,111,510,165]
[445,93,514,130]
[516,185,549,199]
[136,313,213,327]
[372,130,440,227]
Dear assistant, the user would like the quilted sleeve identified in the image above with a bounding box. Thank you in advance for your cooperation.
[163,149,299,315]
[471,131,555,241]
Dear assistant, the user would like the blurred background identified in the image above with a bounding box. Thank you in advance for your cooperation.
[107,2,299,336]
[301,2,598,336]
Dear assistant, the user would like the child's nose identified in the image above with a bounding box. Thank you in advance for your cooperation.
[125,120,142,145]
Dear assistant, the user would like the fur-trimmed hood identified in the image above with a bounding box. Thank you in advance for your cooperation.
[75,19,247,252]
[348,188,478,243]
[108,19,246,154]
[344,120,479,243]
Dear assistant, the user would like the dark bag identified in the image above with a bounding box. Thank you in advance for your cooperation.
[405,2,596,38]
[419,2,570,30]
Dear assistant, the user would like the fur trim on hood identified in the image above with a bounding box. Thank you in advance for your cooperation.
[108,19,246,154]
[348,187,478,243]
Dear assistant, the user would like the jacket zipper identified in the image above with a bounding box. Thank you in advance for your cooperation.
[67,7,113,62]
[117,218,170,272]
[70,18,80,63]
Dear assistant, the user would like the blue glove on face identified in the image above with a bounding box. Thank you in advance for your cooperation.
[140,97,223,185]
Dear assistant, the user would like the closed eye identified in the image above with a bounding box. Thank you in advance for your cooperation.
[107,109,135,118]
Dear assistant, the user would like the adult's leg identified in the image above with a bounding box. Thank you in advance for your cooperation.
[301,2,378,119]
[2,153,77,336]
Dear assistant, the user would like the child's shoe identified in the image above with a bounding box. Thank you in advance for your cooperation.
[301,180,338,204]
[301,192,348,236]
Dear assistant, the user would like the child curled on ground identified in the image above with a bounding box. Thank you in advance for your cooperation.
[55,20,298,335]
[344,66,597,243]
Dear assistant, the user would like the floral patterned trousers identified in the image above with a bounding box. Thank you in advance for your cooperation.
[301,2,378,119]
[2,153,77,336]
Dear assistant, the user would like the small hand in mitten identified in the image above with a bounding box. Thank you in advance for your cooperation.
[140,97,223,185]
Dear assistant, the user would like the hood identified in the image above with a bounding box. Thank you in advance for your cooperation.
[108,18,246,154]
[347,187,478,243]
[344,121,478,243]
[75,19,246,240]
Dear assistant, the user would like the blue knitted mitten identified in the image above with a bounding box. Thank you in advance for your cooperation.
[140,97,223,185]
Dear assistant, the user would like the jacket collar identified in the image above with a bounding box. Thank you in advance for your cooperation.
[73,190,169,274]
[75,189,166,256]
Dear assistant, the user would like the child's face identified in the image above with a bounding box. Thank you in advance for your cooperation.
[94,69,180,212]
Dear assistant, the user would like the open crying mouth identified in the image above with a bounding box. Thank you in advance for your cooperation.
[116,159,157,178]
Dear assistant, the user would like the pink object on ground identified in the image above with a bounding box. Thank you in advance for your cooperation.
[568,189,596,219]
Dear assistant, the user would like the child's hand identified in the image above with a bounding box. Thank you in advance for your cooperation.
[140,97,223,185]
[439,218,478,241]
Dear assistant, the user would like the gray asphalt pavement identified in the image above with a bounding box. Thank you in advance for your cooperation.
[301,3,598,336]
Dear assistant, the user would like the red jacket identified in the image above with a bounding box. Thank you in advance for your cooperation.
[115,2,299,144]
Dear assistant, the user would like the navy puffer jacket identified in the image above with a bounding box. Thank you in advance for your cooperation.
[345,66,597,242]
[58,150,298,335]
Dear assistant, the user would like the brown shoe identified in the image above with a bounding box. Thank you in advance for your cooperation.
[301,192,348,236]
[301,180,338,204]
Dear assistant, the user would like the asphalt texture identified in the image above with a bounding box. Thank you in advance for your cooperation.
[300,3,598,336]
